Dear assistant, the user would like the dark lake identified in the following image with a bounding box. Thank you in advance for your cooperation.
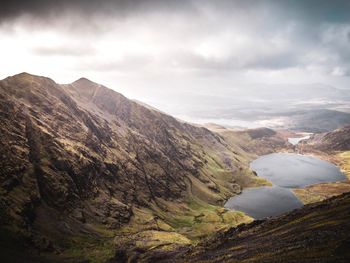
[225,153,346,219]
[225,186,303,219]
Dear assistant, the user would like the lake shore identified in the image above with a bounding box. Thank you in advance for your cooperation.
[226,151,349,218]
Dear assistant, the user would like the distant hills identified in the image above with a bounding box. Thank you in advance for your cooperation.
[159,83,350,132]
[276,109,350,132]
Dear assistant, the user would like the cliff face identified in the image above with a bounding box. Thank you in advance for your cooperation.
[0,73,261,260]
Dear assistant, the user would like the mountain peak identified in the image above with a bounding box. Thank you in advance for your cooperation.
[72,77,99,86]
[9,72,53,82]
[14,72,32,77]
[3,72,57,88]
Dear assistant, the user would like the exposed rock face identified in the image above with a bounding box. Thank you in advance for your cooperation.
[0,73,253,257]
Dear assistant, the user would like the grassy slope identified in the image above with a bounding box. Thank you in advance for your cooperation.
[173,192,350,263]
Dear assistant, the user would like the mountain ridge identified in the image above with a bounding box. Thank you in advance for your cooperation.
[0,72,270,261]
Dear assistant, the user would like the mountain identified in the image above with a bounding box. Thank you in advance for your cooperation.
[0,73,268,261]
[2,73,349,262]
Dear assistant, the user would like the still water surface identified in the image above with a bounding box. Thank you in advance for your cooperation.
[225,153,346,219]
[250,153,345,188]
[225,186,303,219]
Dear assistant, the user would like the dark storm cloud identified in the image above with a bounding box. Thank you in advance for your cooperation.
[1,0,350,81]
[0,0,196,22]
[276,0,350,23]
[1,0,350,22]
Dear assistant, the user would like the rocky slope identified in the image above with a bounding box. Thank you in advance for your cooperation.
[305,125,350,151]
[4,72,348,262]
[142,192,350,263]
[0,73,267,261]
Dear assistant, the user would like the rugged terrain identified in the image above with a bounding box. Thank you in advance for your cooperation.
[168,192,350,263]
[0,73,272,262]
[305,125,350,151]
[1,73,349,262]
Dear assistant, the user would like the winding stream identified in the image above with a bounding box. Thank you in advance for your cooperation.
[225,153,346,219]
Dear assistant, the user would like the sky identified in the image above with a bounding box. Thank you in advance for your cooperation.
[1,0,350,118]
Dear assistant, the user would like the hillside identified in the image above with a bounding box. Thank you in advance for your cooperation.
[305,125,350,151]
[3,73,348,263]
[206,126,290,156]
[0,73,269,261]
[169,192,350,263]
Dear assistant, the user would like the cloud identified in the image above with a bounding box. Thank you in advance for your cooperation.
[32,45,95,57]
[0,0,197,23]
[0,0,350,90]
[331,67,350,77]
[1,0,349,22]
